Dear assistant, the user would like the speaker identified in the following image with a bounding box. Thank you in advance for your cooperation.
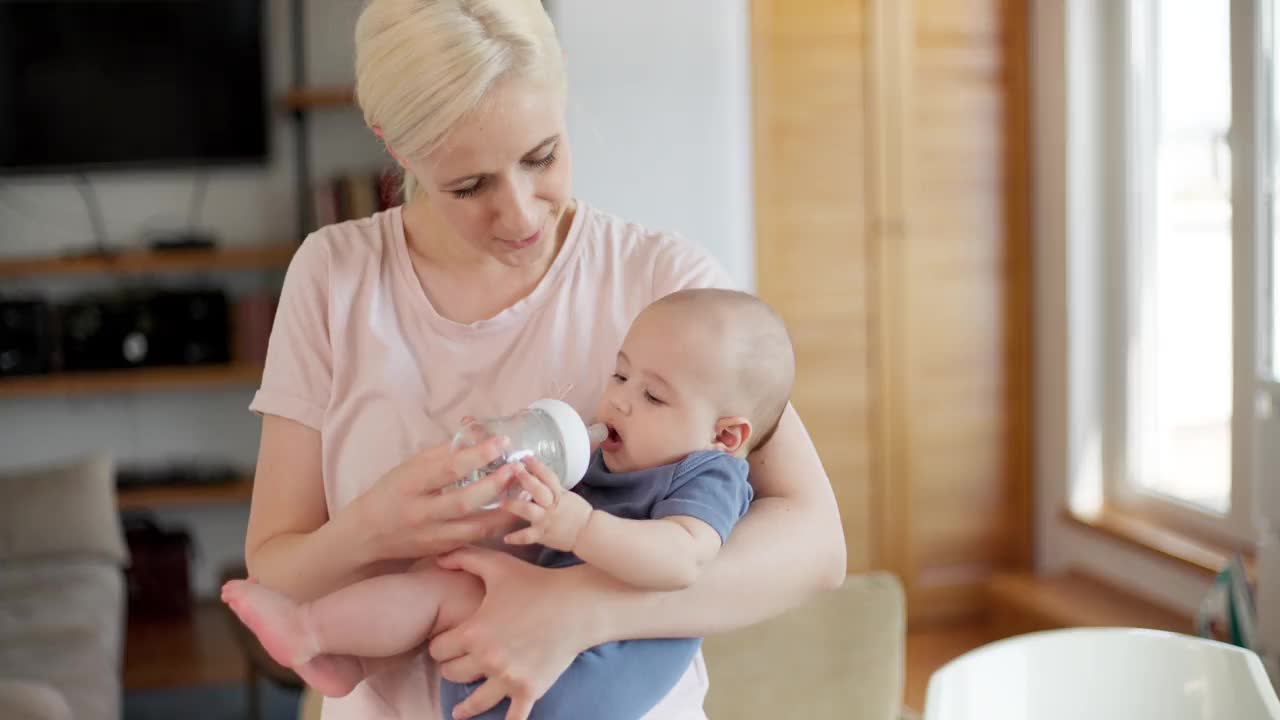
[59,290,232,371]
[148,290,230,366]
[59,293,156,371]
[0,298,54,376]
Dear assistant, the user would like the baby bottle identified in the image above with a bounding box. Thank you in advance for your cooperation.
[451,399,607,500]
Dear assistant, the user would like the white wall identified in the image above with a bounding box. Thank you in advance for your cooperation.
[551,0,755,289]
[0,1,755,596]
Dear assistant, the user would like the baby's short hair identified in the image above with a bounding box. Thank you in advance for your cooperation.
[648,288,796,452]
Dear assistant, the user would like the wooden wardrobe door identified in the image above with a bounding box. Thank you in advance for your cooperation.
[752,0,877,571]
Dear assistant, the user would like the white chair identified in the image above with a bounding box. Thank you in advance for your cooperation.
[924,627,1280,720]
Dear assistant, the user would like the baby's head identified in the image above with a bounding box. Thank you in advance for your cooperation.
[596,289,796,473]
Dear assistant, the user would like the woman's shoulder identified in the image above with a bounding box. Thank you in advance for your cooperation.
[298,207,400,270]
[576,202,735,296]
[578,202,699,260]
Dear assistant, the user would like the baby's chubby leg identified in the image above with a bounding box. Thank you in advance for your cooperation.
[221,561,484,696]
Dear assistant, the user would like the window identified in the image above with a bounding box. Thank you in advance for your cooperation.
[1103,0,1275,545]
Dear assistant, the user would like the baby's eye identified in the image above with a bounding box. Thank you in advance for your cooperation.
[644,391,665,406]
[612,373,627,383]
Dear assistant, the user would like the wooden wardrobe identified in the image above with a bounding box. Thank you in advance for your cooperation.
[751,0,1033,623]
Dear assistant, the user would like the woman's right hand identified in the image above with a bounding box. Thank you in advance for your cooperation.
[351,434,522,562]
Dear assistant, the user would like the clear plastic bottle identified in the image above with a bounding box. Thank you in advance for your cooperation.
[450,399,607,500]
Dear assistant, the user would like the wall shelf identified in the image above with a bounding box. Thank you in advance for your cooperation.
[0,244,296,279]
[281,86,355,111]
[0,364,263,400]
[117,478,254,511]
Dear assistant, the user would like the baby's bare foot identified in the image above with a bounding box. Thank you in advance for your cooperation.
[221,579,316,667]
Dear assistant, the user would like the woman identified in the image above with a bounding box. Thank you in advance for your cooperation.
[244,1,846,718]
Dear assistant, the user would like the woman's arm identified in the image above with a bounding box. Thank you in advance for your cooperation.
[587,404,845,639]
[244,414,524,601]
[244,416,387,600]
[430,405,846,719]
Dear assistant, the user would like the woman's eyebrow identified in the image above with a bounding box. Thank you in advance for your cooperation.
[441,135,561,187]
[522,135,559,159]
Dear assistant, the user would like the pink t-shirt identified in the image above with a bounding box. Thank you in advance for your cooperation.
[249,202,733,720]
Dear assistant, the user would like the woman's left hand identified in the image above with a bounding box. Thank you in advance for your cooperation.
[429,547,601,720]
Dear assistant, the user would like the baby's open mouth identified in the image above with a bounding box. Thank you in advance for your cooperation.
[603,424,623,448]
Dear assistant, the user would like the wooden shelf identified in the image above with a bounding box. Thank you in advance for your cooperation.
[125,601,247,690]
[0,244,296,279]
[0,364,263,399]
[281,86,355,110]
[989,570,1191,640]
[118,478,254,511]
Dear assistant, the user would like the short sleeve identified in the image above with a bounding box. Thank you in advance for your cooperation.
[248,235,332,430]
[649,233,737,301]
[652,452,753,543]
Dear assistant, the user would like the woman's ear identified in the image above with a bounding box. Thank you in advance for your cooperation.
[713,417,752,455]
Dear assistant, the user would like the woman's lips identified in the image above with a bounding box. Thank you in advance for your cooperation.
[504,228,542,250]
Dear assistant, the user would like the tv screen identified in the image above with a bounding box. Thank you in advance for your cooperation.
[0,0,268,173]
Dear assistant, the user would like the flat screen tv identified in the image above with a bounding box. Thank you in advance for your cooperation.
[0,0,268,174]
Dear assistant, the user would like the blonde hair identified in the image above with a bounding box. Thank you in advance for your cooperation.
[354,0,566,201]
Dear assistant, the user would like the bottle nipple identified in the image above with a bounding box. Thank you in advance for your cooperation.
[587,423,608,446]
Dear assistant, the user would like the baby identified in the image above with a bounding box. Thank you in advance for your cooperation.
[221,287,796,720]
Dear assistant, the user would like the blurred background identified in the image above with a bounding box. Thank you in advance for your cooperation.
[1,0,1278,719]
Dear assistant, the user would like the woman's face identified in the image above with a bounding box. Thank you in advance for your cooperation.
[405,75,574,268]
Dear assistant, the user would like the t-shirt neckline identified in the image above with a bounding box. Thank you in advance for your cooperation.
[389,201,589,336]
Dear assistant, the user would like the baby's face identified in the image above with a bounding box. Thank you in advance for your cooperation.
[596,308,724,473]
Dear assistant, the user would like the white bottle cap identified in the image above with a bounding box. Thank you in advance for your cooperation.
[528,398,593,490]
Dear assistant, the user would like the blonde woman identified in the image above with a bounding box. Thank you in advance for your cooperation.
[243,1,846,719]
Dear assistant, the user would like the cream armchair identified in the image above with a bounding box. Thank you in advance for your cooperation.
[298,572,906,720]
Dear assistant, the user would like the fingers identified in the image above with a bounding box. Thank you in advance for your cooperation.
[506,695,534,720]
[502,526,543,546]
[424,463,516,520]
[414,434,507,494]
[438,654,485,684]
[451,679,507,719]
[434,546,509,583]
[521,458,562,499]
[429,623,466,664]
[433,508,517,549]
[500,495,547,525]
[447,435,511,482]
[508,465,553,508]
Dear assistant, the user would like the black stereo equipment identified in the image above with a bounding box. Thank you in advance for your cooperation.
[59,290,230,371]
[0,298,55,376]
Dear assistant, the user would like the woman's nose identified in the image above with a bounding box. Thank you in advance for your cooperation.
[494,176,540,238]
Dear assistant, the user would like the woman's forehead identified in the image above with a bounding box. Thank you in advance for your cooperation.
[428,76,565,173]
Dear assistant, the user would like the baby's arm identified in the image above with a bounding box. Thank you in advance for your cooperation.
[575,512,721,590]
[503,459,722,591]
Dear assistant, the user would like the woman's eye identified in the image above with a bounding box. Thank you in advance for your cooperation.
[525,150,557,170]
[451,179,485,199]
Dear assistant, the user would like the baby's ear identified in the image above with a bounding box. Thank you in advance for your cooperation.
[713,417,752,455]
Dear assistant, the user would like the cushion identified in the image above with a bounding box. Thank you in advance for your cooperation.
[0,453,127,564]
[0,678,72,720]
[703,572,906,720]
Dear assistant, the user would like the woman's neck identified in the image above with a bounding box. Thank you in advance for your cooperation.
[400,198,577,324]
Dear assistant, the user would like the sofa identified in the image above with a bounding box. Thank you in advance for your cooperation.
[299,572,907,719]
[0,453,129,720]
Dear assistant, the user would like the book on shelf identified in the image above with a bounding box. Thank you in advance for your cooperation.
[312,167,402,229]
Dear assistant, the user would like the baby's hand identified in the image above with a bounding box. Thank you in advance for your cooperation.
[501,457,592,553]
